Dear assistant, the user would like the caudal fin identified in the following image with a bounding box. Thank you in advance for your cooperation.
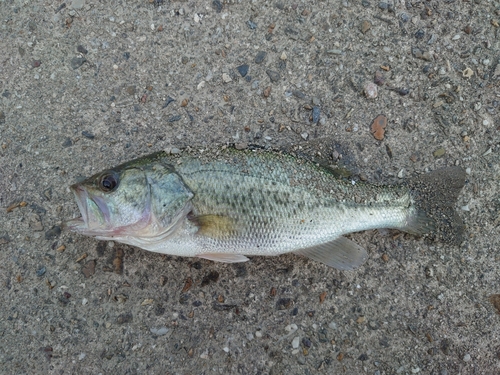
[403,167,466,244]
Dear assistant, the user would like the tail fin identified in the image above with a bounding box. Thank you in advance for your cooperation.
[403,167,466,244]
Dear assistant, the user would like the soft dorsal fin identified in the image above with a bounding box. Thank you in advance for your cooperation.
[294,236,368,270]
[196,253,249,263]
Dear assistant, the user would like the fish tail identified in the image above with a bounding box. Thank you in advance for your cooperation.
[402,167,466,244]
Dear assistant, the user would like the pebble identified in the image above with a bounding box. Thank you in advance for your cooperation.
[452,34,461,40]
[78,352,86,361]
[36,266,46,277]
[412,48,432,61]
[77,45,88,54]
[311,107,320,124]
[301,132,309,140]
[251,80,259,90]
[71,57,86,69]
[116,312,133,324]
[81,130,95,139]
[62,137,73,147]
[370,114,387,140]
[255,331,262,338]
[71,0,85,10]
[462,67,474,78]
[463,353,471,362]
[45,226,61,240]
[236,64,249,77]
[168,115,182,122]
[292,336,300,349]
[82,298,88,305]
[302,337,312,348]
[364,82,378,99]
[247,20,257,29]
[266,70,280,82]
[81,260,96,278]
[276,298,293,310]
[433,148,446,158]
[415,29,425,39]
[361,20,371,34]
[280,52,287,60]
[222,73,232,83]
[150,326,169,336]
[255,51,267,64]
[328,321,338,330]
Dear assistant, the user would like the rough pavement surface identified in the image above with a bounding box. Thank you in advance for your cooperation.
[1,1,499,374]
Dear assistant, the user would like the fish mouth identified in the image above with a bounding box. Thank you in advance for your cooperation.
[65,184,90,232]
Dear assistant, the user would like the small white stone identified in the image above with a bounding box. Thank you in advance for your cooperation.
[247,333,254,340]
[301,132,309,140]
[200,350,209,359]
[328,321,338,330]
[461,205,470,211]
[285,324,298,332]
[483,119,489,126]
[411,368,420,374]
[398,169,405,179]
[82,298,88,305]
[78,353,86,361]
[463,353,471,362]
[223,347,229,353]
[194,13,200,23]
[452,34,461,40]
[280,52,287,60]
[292,336,300,349]
[222,73,232,83]
[465,168,471,175]
[255,331,262,338]
[150,327,169,336]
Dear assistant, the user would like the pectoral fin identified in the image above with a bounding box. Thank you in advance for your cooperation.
[190,214,235,239]
[196,253,249,263]
[294,236,368,270]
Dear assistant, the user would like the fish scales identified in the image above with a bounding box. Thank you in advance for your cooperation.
[66,147,466,270]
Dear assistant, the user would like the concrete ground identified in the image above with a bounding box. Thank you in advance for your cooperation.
[0,0,499,374]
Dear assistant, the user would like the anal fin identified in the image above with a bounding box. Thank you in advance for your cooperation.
[294,236,368,270]
[197,253,249,263]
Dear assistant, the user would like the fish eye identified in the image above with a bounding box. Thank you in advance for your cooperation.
[99,172,119,192]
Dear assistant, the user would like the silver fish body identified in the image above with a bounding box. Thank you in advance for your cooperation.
[66,148,465,270]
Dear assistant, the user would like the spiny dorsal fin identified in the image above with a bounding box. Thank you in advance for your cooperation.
[294,236,368,270]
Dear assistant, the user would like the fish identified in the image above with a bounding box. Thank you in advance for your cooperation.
[65,147,466,270]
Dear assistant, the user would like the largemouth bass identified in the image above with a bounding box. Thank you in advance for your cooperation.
[66,147,466,270]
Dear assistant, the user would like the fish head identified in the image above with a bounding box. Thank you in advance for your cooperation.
[66,155,193,238]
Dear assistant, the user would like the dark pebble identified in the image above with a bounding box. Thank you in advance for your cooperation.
[116,312,133,324]
[317,328,328,343]
[55,3,66,13]
[212,302,236,311]
[212,0,222,13]
[255,51,267,64]
[415,29,425,39]
[201,270,219,286]
[162,96,175,108]
[358,353,369,361]
[58,295,69,305]
[0,111,5,124]
[378,2,388,9]
[276,298,293,310]
[0,233,10,245]
[123,52,130,60]
[292,307,298,315]
[236,64,249,77]
[266,70,280,82]
[362,0,371,7]
[292,90,306,99]
[82,260,96,278]
[312,106,320,124]
[247,20,257,30]
[179,294,190,304]
[397,88,410,96]
[401,13,410,22]
[302,338,312,348]
[235,264,247,277]
[245,75,252,82]
[36,266,46,277]
[192,300,202,307]
[32,60,41,68]
[63,291,71,299]
[30,203,46,215]
[77,45,88,54]
[191,261,202,270]
[62,137,73,147]
[2,91,10,98]
[167,115,182,122]
[292,279,300,287]
[71,57,86,70]
[423,65,431,73]
[81,130,95,139]
[441,338,452,355]
[155,305,165,316]
[45,226,61,240]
